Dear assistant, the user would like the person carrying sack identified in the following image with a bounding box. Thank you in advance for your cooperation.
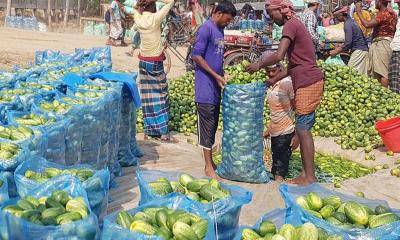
[330,6,370,75]
[356,0,398,87]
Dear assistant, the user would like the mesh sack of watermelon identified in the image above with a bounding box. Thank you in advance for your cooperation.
[15,81,58,105]
[0,174,9,206]
[0,139,29,171]
[34,50,66,65]
[78,102,104,168]
[280,183,400,240]
[0,171,18,198]
[0,119,46,160]
[0,97,24,125]
[102,195,216,240]
[8,110,68,165]
[136,170,253,240]
[73,47,112,72]
[41,120,68,165]
[105,83,123,177]
[117,85,138,167]
[0,175,99,240]
[14,156,110,219]
[217,83,270,183]
[234,208,345,240]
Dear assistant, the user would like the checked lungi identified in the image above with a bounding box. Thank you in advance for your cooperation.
[138,60,169,136]
[389,51,400,94]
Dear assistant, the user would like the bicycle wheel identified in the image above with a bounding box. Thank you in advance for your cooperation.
[164,50,172,75]
[224,51,251,68]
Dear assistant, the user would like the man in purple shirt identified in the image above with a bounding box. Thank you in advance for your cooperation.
[192,0,236,179]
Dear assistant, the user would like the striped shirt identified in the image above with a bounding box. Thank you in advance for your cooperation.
[267,77,295,137]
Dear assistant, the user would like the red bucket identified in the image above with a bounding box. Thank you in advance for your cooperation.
[375,117,400,152]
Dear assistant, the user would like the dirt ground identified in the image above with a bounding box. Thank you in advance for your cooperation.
[0,27,187,80]
[1,27,399,227]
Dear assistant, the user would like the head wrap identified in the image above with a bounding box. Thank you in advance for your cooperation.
[265,0,295,19]
[333,6,349,16]
[305,0,319,4]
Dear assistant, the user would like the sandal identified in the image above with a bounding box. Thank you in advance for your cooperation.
[144,134,163,140]
[160,136,179,143]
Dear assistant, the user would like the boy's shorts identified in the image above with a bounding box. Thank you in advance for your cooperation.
[296,111,316,130]
[196,103,220,150]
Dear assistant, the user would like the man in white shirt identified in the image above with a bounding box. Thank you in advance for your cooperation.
[389,0,400,93]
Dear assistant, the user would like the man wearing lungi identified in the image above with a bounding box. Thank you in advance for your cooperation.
[356,0,398,87]
[247,0,324,185]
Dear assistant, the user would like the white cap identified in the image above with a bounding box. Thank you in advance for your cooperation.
[305,0,319,4]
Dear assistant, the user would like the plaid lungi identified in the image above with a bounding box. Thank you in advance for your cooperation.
[369,38,392,79]
[295,80,324,115]
[389,51,400,94]
[139,60,169,136]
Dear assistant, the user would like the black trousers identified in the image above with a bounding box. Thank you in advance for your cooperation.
[271,132,294,178]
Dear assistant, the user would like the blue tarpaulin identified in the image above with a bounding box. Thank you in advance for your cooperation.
[88,72,141,108]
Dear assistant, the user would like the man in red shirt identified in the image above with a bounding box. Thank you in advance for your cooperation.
[356,0,398,87]
[247,0,324,185]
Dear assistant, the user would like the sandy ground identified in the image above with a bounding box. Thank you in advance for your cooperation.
[1,27,399,227]
[0,27,187,80]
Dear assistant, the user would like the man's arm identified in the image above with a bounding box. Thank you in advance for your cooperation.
[192,26,226,88]
[246,37,291,73]
[193,56,227,88]
[356,4,378,28]
[155,0,174,24]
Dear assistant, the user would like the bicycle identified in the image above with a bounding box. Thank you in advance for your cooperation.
[162,15,195,75]
[224,31,279,68]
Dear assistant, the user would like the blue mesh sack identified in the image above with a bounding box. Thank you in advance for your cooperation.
[0,96,24,125]
[102,195,217,240]
[34,50,63,65]
[136,170,253,240]
[233,208,345,240]
[41,119,68,165]
[76,81,123,177]
[0,171,18,198]
[217,83,270,183]
[105,83,123,177]
[280,183,400,240]
[78,100,105,169]
[0,121,45,157]
[117,85,138,167]
[0,139,29,171]
[234,208,287,240]
[0,174,9,205]
[14,156,110,219]
[8,111,67,165]
[0,175,100,240]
